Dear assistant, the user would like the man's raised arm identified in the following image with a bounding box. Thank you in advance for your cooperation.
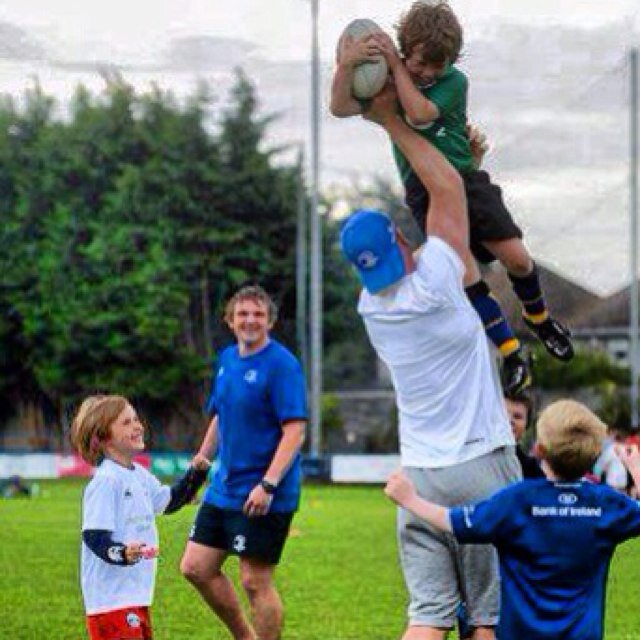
[363,86,468,259]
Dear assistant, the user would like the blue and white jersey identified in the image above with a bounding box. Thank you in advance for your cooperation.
[204,339,307,512]
[450,478,640,640]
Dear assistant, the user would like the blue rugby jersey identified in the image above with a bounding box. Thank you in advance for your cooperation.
[204,339,307,512]
[450,478,640,640]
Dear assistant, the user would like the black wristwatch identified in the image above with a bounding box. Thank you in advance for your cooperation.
[260,478,278,494]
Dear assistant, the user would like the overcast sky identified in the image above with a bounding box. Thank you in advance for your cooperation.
[1,0,639,62]
[1,1,639,295]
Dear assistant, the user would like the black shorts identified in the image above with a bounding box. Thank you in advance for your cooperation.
[190,502,294,565]
[404,169,523,264]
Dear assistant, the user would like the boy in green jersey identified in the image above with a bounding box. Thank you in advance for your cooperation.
[331,2,574,395]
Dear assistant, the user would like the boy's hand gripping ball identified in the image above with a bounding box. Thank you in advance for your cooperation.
[339,18,388,99]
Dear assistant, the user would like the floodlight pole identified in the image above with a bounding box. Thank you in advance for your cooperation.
[309,0,323,456]
[630,47,639,429]
[296,147,309,377]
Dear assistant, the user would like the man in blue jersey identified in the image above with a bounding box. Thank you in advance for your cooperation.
[386,399,640,640]
[180,285,307,640]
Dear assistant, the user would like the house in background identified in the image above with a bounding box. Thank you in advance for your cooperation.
[333,263,636,454]
[567,287,635,365]
[484,264,633,365]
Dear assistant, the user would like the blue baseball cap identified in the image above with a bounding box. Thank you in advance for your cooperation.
[340,209,406,294]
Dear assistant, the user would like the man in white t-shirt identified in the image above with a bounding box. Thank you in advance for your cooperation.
[340,86,520,640]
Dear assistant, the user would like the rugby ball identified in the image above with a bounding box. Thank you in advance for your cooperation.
[340,18,388,99]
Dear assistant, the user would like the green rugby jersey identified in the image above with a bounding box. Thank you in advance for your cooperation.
[392,64,475,182]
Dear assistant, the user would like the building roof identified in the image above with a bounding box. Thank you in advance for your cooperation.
[484,263,602,334]
[568,286,631,330]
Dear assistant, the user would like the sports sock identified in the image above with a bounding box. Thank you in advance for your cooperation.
[509,264,549,324]
[465,280,520,357]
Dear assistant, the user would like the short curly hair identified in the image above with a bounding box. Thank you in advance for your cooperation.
[223,285,278,325]
[396,1,463,65]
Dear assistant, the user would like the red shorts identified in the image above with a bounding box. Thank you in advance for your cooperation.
[86,606,152,640]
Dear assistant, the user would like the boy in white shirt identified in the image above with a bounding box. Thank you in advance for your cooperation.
[71,395,209,640]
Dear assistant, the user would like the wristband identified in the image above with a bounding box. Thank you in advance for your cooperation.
[260,479,278,495]
[83,530,129,566]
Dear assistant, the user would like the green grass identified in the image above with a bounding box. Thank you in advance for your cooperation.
[2,480,640,639]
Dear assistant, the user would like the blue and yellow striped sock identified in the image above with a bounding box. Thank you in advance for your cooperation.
[509,264,549,324]
[466,280,520,357]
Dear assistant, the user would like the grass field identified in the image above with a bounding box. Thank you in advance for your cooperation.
[2,480,640,639]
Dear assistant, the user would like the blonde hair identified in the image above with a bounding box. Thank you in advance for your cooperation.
[70,395,129,466]
[396,1,463,64]
[536,400,607,480]
[223,285,278,325]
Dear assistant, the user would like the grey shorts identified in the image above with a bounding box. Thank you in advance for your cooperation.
[398,446,521,629]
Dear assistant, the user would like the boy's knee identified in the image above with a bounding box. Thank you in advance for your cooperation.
[505,255,533,277]
[483,239,532,277]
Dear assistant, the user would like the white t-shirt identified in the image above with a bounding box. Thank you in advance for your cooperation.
[80,459,171,614]
[358,237,514,468]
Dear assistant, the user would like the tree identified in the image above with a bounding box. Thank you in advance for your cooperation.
[530,346,629,390]
[0,72,308,449]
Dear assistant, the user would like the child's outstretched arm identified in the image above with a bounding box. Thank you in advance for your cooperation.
[373,32,439,125]
[330,33,380,117]
[164,459,210,514]
[385,470,452,533]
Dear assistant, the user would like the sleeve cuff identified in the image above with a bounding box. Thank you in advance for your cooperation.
[449,506,471,542]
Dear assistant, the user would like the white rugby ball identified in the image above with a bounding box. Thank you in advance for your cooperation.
[340,18,389,99]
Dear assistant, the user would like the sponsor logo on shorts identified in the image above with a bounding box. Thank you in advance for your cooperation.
[126,612,141,628]
[107,546,124,563]
[233,534,247,553]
